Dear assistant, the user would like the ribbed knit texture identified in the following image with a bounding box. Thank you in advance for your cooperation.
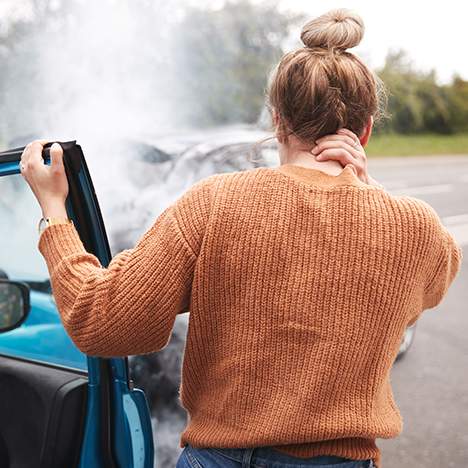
[38,164,463,468]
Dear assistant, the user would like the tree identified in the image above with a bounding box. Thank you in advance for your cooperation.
[171,0,303,126]
[447,75,468,133]
[377,50,454,134]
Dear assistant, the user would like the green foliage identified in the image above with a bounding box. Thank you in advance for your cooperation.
[376,50,467,135]
[171,1,303,126]
[0,1,466,137]
[447,76,468,133]
[172,11,468,134]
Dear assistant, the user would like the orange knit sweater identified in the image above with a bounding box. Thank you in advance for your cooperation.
[38,163,463,467]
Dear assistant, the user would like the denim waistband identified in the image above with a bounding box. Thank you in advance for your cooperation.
[207,446,356,466]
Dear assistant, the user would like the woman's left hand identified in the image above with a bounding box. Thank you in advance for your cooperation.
[311,128,372,184]
[20,140,69,218]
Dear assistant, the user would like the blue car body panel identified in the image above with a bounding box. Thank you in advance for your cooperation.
[0,143,154,467]
[0,290,87,370]
[111,359,155,468]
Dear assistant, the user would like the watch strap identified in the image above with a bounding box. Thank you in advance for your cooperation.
[38,217,73,235]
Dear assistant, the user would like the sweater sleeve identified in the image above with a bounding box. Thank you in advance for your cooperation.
[37,176,216,357]
[414,199,464,315]
[422,224,463,311]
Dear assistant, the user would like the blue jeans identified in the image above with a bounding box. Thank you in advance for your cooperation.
[176,444,375,468]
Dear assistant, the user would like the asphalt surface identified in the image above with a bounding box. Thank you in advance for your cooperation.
[367,155,468,467]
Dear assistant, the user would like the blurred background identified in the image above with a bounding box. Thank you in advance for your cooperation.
[0,0,467,467]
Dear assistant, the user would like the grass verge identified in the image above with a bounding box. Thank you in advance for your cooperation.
[366,133,468,157]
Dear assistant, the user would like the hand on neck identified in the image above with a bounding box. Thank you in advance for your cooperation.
[278,136,344,176]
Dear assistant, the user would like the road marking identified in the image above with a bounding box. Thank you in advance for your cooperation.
[441,214,468,247]
[443,214,468,226]
[445,223,468,247]
[389,184,453,196]
[379,180,408,190]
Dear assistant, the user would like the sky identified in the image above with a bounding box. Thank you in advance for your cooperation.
[0,0,466,83]
[189,0,468,84]
[279,0,467,84]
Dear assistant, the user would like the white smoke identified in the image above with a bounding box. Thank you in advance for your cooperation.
[2,0,185,247]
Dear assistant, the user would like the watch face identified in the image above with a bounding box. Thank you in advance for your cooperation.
[38,218,47,233]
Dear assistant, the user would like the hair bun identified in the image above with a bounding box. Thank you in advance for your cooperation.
[300,9,364,51]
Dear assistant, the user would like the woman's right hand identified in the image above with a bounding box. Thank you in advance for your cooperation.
[311,128,383,188]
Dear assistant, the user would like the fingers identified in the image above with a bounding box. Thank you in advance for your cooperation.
[50,143,64,173]
[314,148,356,168]
[21,139,48,166]
[337,128,362,144]
[315,134,358,149]
[28,140,48,168]
[311,129,370,184]
[20,139,56,179]
[20,143,33,174]
[312,140,361,159]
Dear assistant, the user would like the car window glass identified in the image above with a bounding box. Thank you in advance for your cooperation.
[0,173,87,371]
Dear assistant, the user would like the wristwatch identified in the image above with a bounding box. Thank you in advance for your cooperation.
[38,217,73,235]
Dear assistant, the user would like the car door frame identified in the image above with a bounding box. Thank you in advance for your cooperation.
[0,141,154,468]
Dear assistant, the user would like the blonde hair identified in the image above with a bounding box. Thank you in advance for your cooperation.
[267,9,385,144]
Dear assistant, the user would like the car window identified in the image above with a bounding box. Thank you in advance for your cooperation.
[0,173,87,372]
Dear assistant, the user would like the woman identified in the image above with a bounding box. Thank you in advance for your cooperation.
[20,9,461,468]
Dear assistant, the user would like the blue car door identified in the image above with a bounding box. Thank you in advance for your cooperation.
[0,141,154,468]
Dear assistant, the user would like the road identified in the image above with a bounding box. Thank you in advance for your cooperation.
[367,155,468,467]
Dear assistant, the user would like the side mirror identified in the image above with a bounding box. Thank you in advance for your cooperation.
[0,280,30,333]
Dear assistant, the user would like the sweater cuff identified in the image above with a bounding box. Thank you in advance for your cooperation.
[38,223,87,267]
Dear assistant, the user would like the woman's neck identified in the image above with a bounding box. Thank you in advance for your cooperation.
[279,149,345,176]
